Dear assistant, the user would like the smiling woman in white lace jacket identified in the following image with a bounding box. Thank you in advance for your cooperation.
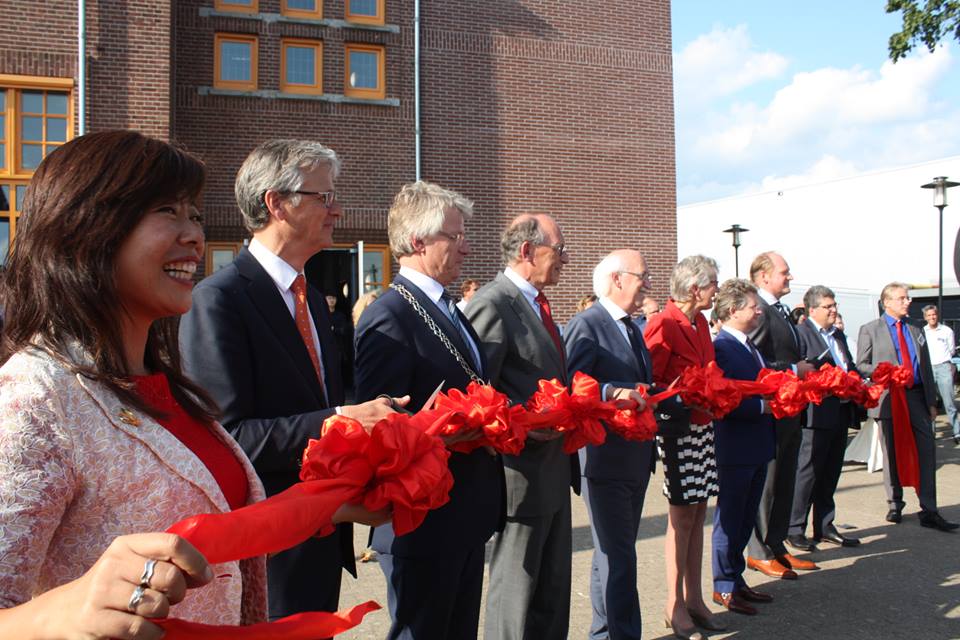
[0,131,267,639]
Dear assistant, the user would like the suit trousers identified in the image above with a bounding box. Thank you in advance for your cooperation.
[878,387,938,514]
[484,500,572,640]
[747,420,801,559]
[713,463,767,594]
[788,424,847,538]
[378,543,485,640]
[580,469,652,640]
[267,530,344,620]
[932,362,960,437]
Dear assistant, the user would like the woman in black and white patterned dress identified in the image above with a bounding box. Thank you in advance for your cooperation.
[644,255,723,636]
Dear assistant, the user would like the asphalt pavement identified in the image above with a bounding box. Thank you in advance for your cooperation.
[340,418,960,639]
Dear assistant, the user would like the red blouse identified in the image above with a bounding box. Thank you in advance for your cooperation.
[643,299,716,425]
[132,373,249,510]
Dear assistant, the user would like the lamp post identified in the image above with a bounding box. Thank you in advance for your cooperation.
[723,224,749,277]
[921,177,959,316]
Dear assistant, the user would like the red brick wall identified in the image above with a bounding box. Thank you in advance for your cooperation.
[0,0,171,139]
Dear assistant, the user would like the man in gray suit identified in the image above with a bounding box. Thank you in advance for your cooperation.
[856,282,958,531]
[468,213,613,639]
[563,249,673,640]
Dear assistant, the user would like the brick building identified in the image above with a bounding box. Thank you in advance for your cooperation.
[0,0,676,320]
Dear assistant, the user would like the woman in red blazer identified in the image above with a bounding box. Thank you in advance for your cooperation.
[644,255,723,638]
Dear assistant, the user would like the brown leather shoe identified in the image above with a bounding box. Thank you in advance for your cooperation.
[747,556,798,579]
[735,585,774,603]
[777,552,819,571]
[713,590,757,615]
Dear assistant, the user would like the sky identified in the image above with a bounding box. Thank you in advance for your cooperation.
[671,1,960,205]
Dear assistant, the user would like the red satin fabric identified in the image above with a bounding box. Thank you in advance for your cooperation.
[869,362,920,489]
[526,373,612,453]
[411,383,526,455]
[155,601,382,639]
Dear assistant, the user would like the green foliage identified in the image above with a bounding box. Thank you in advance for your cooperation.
[887,0,960,61]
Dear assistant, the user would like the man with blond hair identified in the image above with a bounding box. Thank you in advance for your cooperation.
[355,181,505,639]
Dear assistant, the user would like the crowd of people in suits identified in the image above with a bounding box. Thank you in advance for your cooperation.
[0,132,956,640]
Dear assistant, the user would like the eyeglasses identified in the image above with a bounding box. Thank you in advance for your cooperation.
[620,270,652,282]
[293,190,337,207]
[539,242,567,256]
[818,303,838,310]
[435,230,466,244]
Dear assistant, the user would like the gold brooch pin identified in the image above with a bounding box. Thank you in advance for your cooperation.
[118,408,140,427]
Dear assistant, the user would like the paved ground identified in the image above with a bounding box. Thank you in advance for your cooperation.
[340,419,960,639]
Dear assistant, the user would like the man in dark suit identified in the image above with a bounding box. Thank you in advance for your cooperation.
[745,252,817,578]
[563,249,683,640]
[466,213,583,639]
[354,181,505,639]
[711,279,776,616]
[856,282,958,531]
[179,139,398,620]
[787,285,861,551]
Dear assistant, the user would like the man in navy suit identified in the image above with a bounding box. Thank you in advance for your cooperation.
[564,249,685,640]
[746,252,817,578]
[787,285,861,551]
[354,181,505,639]
[711,279,776,616]
[180,140,400,620]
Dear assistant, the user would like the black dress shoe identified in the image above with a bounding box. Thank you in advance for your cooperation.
[786,533,816,551]
[816,528,861,547]
[919,512,959,531]
[886,508,902,523]
[735,585,773,603]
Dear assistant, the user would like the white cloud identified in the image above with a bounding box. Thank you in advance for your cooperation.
[674,24,788,104]
[754,155,860,192]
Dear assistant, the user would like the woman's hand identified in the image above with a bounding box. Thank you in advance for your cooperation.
[2,532,212,640]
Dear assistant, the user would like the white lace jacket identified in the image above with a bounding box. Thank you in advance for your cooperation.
[0,347,268,624]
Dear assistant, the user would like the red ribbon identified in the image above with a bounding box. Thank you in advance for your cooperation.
[411,383,526,455]
[525,372,613,453]
[869,362,919,489]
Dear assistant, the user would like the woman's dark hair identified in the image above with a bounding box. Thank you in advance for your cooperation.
[0,130,218,423]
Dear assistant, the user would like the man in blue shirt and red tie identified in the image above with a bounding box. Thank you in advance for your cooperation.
[855,282,958,531]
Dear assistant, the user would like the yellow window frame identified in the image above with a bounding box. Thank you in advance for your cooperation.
[344,43,385,100]
[214,33,259,91]
[215,0,258,14]
[281,38,323,95]
[281,0,322,20]
[0,74,74,181]
[205,241,242,276]
[345,0,385,25]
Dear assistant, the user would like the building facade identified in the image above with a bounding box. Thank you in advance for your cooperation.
[0,0,676,319]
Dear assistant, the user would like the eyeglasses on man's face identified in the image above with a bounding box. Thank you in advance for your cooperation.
[620,270,652,283]
[435,229,466,244]
[538,241,567,256]
[293,190,337,208]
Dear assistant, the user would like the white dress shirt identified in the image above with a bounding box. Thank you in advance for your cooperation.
[248,238,327,384]
[925,323,956,365]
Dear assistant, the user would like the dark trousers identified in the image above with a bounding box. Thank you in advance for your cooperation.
[748,420,801,559]
[267,530,344,620]
[713,463,767,594]
[878,387,938,514]
[581,467,652,640]
[789,424,847,537]
[378,543,485,640]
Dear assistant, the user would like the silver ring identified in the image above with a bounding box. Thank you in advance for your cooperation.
[127,585,146,612]
[138,558,157,588]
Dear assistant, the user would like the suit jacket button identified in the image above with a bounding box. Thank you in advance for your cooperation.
[118,408,140,426]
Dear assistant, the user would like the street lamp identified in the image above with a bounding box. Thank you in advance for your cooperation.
[723,224,749,277]
[921,176,959,316]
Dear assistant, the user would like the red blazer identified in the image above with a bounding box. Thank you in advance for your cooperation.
[643,299,716,425]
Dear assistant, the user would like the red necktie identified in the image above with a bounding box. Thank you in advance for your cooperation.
[896,319,915,388]
[292,274,325,390]
[535,291,565,363]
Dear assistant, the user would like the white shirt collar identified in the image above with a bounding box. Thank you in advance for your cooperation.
[503,266,540,307]
[598,296,629,322]
[808,316,834,336]
[249,237,300,292]
[399,265,447,304]
[757,288,779,306]
[721,325,750,346]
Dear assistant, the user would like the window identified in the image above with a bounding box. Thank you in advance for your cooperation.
[215,0,258,14]
[205,242,241,276]
[0,75,74,263]
[344,44,385,99]
[281,39,323,95]
[361,244,390,293]
[214,34,259,91]
[282,0,322,19]
[345,0,384,25]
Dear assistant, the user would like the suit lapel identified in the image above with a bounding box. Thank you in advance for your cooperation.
[595,306,647,380]
[499,274,565,377]
[395,275,478,372]
[236,249,327,406]
[307,284,341,404]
